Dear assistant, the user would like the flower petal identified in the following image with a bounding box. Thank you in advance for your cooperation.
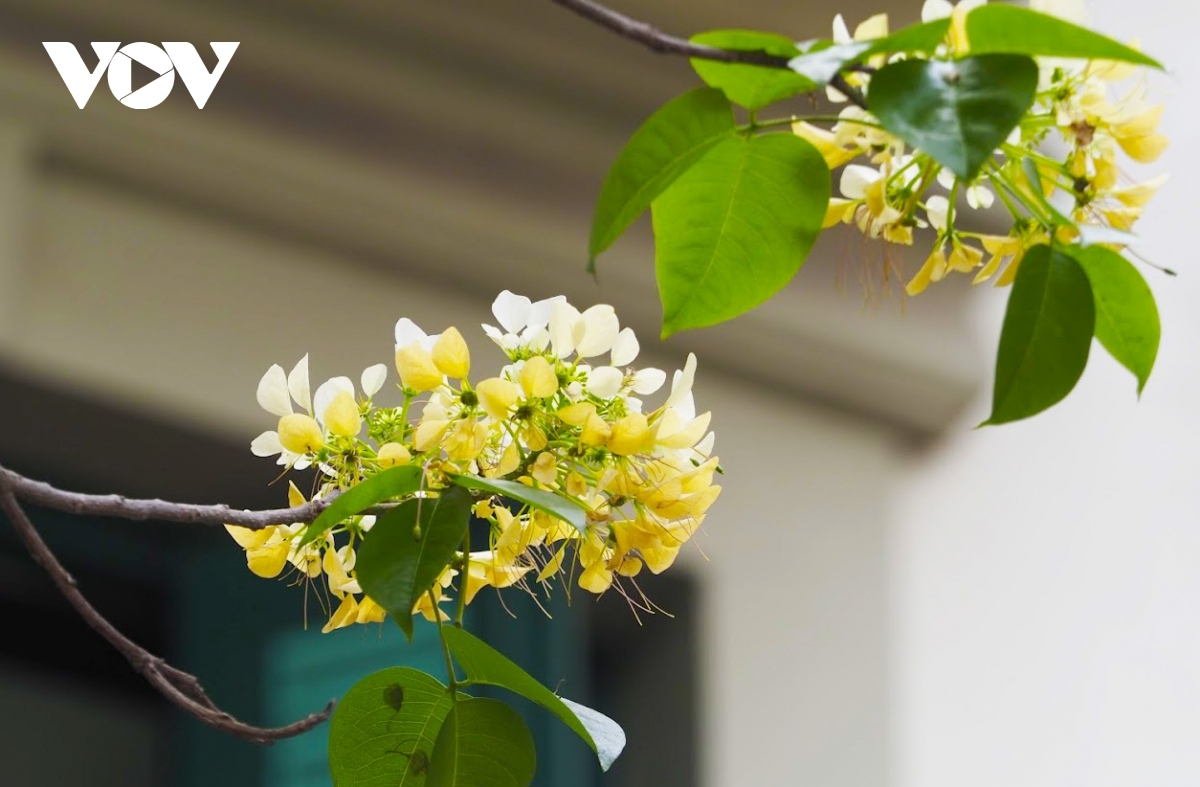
[631,368,667,395]
[921,0,955,21]
[313,377,355,427]
[587,366,624,399]
[840,165,879,200]
[549,301,582,358]
[288,355,312,414]
[665,353,697,410]
[611,327,640,367]
[926,195,950,232]
[251,430,284,457]
[394,317,429,350]
[576,304,620,358]
[361,364,387,398]
[492,290,532,334]
[527,295,566,331]
[256,364,293,417]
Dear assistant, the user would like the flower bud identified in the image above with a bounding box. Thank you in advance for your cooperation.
[531,452,557,486]
[395,343,444,392]
[432,327,471,379]
[323,390,362,437]
[376,442,412,468]
[277,413,324,454]
[607,413,650,456]
[580,412,611,447]
[476,377,519,421]
[520,356,559,398]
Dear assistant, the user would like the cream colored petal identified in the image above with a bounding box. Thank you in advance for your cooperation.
[250,430,284,457]
[313,377,355,427]
[631,368,667,396]
[840,164,879,200]
[576,304,620,358]
[360,364,387,398]
[832,13,852,44]
[926,195,950,232]
[665,353,697,410]
[393,317,429,350]
[527,295,566,331]
[921,0,955,21]
[256,364,293,417]
[288,355,312,414]
[611,327,640,367]
[587,366,624,399]
[549,301,582,358]
[492,290,532,334]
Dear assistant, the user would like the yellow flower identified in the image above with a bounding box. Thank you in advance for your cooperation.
[906,246,947,296]
[476,377,520,421]
[463,552,533,604]
[376,442,412,468]
[580,412,612,447]
[395,343,444,393]
[356,596,387,625]
[520,356,559,399]
[323,390,361,437]
[792,122,860,169]
[531,452,558,486]
[322,595,359,634]
[608,413,650,456]
[277,413,324,454]
[432,327,471,379]
[444,419,488,462]
[946,239,984,273]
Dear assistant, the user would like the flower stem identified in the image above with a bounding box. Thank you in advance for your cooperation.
[455,529,471,628]
[429,590,458,697]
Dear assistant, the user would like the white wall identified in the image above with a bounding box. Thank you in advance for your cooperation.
[893,3,1200,784]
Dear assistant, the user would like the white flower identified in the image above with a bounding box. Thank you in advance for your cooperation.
[631,368,667,395]
[665,353,697,412]
[611,327,639,367]
[252,356,318,468]
[361,364,387,398]
[926,195,950,232]
[483,291,565,352]
[313,376,355,429]
[936,170,994,210]
[394,317,439,351]
[575,305,620,358]
[586,366,624,399]
[921,0,986,22]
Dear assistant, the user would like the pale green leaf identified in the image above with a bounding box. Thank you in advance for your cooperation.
[427,698,536,787]
[966,5,1162,68]
[689,30,815,110]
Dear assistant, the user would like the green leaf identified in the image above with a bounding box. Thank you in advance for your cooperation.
[860,18,952,59]
[427,698,537,787]
[689,30,815,110]
[966,5,1162,68]
[788,42,870,87]
[589,88,735,269]
[652,133,830,336]
[1069,244,1160,393]
[869,54,1038,180]
[986,244,1095,425]
[300,465,423,546]
[329,667,453,787]
[449,474,586,534]
[355,486,473,640]
[442,626,625,771]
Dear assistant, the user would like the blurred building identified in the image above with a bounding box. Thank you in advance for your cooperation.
[0,0,1196,786]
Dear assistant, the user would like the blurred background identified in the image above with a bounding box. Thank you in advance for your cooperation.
[0,0,1195,785]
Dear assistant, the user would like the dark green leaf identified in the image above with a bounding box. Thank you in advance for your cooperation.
[427,698,536,787]
[689,30,815,110]
[788,42,870,87]
[329,667,452,787]
[869,54,1038,180]
[986,244,1095,424]
[449,474,586,534]
[300,465,423,546]
[589,88,735,269]
[652,133,829,336]
[356,486,473,640]
[860,18,951,59]
[1069,244,1160,393]
[966,5,1162,68]
[442,627,625,771]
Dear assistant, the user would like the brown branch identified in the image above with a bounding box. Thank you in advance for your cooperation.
[0,466,333,530]
[0,475,334,744]
[549,0,869,109]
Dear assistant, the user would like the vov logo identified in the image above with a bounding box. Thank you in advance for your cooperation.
[42,42,239,109]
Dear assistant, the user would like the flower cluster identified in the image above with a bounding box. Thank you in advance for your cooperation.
[226,292,719,633]
[795,0,1167,296]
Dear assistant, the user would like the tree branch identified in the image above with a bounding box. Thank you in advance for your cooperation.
[0,466,333,530]
[549,0,869,109]
[0,475,334,744]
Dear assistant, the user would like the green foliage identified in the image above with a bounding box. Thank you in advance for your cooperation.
[688,31,815,110]
[449,474,587,534]
[965,5,1162,68]
[589,88,735,268]
[355,486,473,640]
[869,54,1039,180]
[1071,245,1160,394]
[652,133,829,336]
[860,18,952,58]
[987,245,1095,425]
[442,626,626,770]
[328,667,453,787]
[301,465,423,545]
[427,698,537,787]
